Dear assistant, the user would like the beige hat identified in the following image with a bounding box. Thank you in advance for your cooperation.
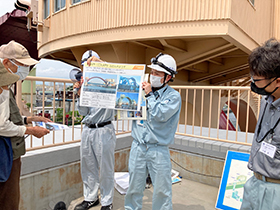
[0,62,20,87]
[0,40,39,66]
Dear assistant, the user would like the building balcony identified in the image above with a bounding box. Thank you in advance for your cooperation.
[36,0,275,85]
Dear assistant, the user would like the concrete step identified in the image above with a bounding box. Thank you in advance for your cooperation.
[68,178,219,210]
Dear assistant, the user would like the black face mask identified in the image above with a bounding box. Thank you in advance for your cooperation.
[250,77,278,95]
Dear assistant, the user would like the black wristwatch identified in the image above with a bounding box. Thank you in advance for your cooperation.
[24,117,28,125]
[145,91,153,98]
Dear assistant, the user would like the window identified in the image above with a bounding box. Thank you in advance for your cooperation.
[54,0,66,12]
[71,0,87,5]
[43,0,50,19]
[72,0,81,4]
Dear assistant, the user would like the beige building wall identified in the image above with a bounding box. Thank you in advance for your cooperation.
[230,0,273,46]
[273,0,280,39]
[36,0,277,129]
[38,0,271,59]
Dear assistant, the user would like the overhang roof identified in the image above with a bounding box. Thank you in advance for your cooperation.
[0,9,38,61]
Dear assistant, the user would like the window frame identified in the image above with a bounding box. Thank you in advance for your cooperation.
[54,0,66,13]
[71,0,89,6]
[72,0,81,4]
[43,0,50,19]
[248,0,255,6]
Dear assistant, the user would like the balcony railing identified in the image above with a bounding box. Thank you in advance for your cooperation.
[172,85,260,146]
[18,76,260,150]
[19,76,131,151]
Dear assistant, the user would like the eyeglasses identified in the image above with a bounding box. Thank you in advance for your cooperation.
[250,76,274,83]
[9,59,29,67]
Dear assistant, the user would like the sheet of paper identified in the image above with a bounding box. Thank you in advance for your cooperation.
[32,121,69,131]
[114,172,130,194]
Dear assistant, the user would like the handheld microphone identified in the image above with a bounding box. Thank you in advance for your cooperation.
[73,71,83,95]
[69,68,83,95]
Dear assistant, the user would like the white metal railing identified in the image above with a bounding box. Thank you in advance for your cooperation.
[172,85,261,145]
[19,76,131,151]
[18,76,260,150]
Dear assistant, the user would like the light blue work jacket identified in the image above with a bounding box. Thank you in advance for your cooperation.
[131,85,181,146]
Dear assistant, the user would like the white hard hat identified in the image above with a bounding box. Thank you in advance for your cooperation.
[147,53,177,77]
[81,50,100,65]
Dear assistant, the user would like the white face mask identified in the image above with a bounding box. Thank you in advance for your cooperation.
[0,87,9,104]
[9,59,29,81]
[150,74,164,88]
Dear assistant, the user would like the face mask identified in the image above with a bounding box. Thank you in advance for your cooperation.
[250,77,278,95]
[0,87,9,104]
[9,59,29,81]
[150,74,164,88]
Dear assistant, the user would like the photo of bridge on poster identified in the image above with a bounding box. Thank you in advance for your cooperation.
[216,151,253,210]
[80,62,145,111]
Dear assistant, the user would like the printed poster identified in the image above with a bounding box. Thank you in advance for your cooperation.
[216,151,253,210]
[80,62,145,111]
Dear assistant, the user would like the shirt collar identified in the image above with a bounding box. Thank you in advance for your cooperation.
[153,85,168,97]
[266,95,280,109]
[266,95,273,104]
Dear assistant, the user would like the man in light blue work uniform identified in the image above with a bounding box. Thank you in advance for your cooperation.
[125,53,181,210]
[74,50,116,210]
[240,38,280,210]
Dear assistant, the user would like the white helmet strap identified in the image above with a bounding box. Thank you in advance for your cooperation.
[81,50,93,65]
[154,73,172,91]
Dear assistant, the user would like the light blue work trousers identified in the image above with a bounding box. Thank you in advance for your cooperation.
[125,140,173,210]
[80,124,116,206]
[240,175,280,210]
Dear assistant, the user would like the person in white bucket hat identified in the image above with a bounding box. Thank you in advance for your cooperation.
[0,40,39,66]
[0,40,50,210]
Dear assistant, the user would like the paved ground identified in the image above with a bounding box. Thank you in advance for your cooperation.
[68,178,219,210]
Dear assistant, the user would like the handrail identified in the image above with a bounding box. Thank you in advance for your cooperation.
[20,76,258,150]
[171,85,259,146]
[21,76,132,151]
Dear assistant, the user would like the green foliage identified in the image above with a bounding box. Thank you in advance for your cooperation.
[53,108,82,125]
[56,108,64,119]
[26,103,31,108]
[67,85,73,91]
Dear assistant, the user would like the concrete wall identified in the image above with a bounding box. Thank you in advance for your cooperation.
[170,134,251,187]
[19,133,251,209]
[19,134,132,210]
[20,162,82,210]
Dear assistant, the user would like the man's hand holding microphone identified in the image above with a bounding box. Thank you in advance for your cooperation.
[74,77,84,96]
